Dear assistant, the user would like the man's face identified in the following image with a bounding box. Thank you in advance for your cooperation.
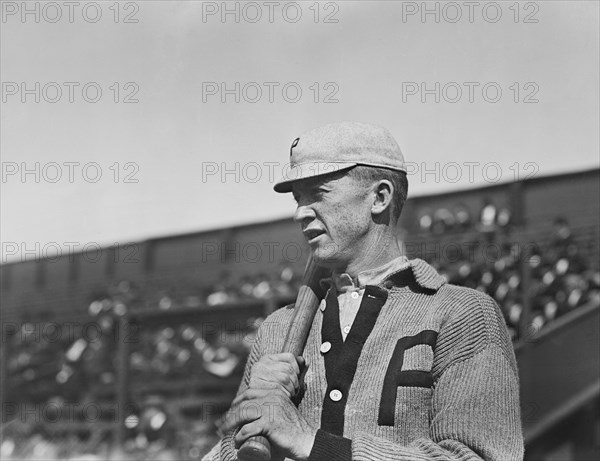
[291,171,373,271]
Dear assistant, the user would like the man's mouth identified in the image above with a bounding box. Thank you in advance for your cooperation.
[303,228,326,243]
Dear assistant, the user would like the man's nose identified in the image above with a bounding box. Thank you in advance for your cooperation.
[293,204,316,223]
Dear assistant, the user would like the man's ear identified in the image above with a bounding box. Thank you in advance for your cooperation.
[371,180,394,217]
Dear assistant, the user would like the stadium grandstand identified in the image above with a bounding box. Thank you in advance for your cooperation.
[1,168,598,460]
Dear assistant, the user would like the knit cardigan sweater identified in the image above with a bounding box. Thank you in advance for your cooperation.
[202,258,524,461]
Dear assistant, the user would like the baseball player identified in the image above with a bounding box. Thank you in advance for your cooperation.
[203,121,523,461]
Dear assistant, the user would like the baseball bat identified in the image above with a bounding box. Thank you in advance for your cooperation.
[237,254,330,461]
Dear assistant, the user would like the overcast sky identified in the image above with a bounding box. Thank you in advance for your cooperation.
[2,1,599,263]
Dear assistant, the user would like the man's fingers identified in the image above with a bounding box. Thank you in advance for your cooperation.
[228,386,285,413]
[250,379,279,390]
[268,353,301,375]
[271,370,299,396]
[248,353,305,396]
[257,361,298,382]
[234,421,265,448]
[251,376,296,397]
[220,400,262,434]
[230,388,261,407]
[222,387,288,434]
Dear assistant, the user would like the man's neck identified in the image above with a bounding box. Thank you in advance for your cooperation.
[336,228,403,279]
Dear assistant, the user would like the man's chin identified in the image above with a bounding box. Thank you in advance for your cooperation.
[310,247,343,269]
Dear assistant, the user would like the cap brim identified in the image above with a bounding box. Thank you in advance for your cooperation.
[273,162,357,193]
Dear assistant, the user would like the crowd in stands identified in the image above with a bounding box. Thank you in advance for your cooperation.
[2,200,599,460]
[413,202,599,340]
[418,211,600,341]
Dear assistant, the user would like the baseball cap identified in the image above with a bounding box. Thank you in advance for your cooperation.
[273,121,406,193]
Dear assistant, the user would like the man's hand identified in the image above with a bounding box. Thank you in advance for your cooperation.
[221,387,317,461]
[222,353,315,460]
[249,353,305,397]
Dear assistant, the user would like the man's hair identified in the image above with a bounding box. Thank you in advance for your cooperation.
[347,165,408,223]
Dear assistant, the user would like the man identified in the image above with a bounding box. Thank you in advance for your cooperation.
[203,121,524,460]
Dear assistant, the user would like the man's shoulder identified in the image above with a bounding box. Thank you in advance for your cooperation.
[432,282,504,329]
[432,283,516,370]
[437,282,499,306]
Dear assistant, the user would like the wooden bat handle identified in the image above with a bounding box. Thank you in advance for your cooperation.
[238,255,329,461]
[237,436,271,461]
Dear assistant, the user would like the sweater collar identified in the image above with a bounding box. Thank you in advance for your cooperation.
[385,258,447,291]
[329,256,409,292]
[321,257,446,293]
